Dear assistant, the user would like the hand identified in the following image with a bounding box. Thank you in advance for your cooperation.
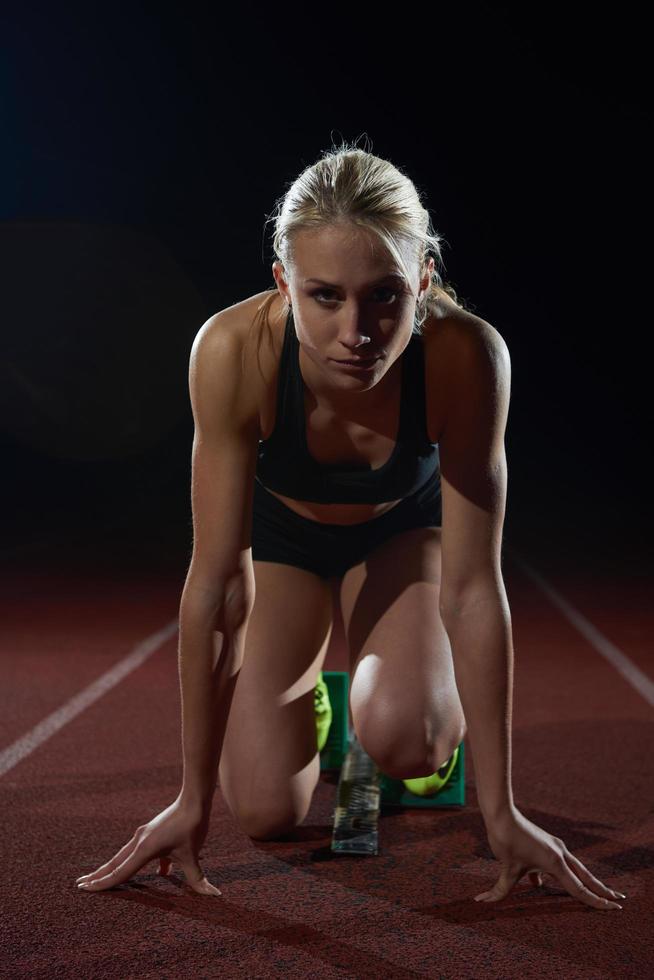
[475,807,626,910]
[75,795,221,896]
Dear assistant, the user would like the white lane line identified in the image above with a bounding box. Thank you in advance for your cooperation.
[505,545,654,708]
[0,619,179,777]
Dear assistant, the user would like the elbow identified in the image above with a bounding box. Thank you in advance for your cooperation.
[439,577,507,625]
[181,570,255,633]
[220,571,256,631]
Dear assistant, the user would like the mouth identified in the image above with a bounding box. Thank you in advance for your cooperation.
[332,355,381,365]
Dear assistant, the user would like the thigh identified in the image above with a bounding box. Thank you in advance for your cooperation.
[339,524,466,776]
[218,558,333,839]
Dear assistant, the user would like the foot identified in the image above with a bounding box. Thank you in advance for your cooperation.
[315,671,333,753]
[401,745,460,797]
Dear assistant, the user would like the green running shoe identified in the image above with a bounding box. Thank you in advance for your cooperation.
[314,670,333,753]
[401,744,460,797]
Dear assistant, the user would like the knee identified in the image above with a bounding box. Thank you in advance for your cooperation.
[430,725,466,773]
[235,801,311,842]
[354,706,432,779]
[355,705,465,780]
[245,816,299,841]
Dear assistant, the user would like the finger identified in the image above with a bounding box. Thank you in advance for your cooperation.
[563,850,626,903]
[76,828,143,884]
[176,855,222,896]
[156,849,221,895]
[476,863,547,902]
[78,842,151,892]
[551,853,622,910]
[186,875,222,896]
[474,866,519,902]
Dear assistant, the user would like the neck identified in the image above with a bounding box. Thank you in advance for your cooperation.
[298,342,403,420]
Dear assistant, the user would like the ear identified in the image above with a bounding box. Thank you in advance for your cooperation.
[272,261,291,301]
[420,256,435,294]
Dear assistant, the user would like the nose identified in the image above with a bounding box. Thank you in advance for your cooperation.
[343,335,372,349]
[337,324,373,354]
[335,303,372,337]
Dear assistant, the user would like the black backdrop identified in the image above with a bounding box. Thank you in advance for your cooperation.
[2,1,650,566]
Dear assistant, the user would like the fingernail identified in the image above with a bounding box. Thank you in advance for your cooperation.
[78,882,89,889]
[616,892,626,899]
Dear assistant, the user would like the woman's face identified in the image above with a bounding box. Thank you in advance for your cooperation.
[273,223,432,407]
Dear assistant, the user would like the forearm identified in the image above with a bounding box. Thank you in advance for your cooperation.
[443,586,516,825]
[177,582,252,812]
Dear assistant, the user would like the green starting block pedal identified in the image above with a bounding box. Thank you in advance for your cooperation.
[378,741,465,808]
[319,671,351,772]
[320,670,465,809]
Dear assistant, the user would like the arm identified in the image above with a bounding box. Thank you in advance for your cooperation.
[441,581,515,825]
[75,309,259,897]
[436,323,627,909]
[437,318,514,826]
[178,310,259,814]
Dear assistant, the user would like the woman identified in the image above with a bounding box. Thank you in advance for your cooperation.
[76,143,625,910]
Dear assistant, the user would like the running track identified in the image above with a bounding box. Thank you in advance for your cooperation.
[1,509,651,978]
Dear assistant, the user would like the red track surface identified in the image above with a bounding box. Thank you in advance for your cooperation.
[1,515,651,978]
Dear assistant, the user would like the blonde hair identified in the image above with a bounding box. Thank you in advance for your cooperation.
[247,137,472,367]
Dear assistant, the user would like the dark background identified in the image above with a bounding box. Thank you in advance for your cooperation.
[2,1,651,570]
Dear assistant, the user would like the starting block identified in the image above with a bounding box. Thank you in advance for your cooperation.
[319,670,351,773]
[321,671,465,854]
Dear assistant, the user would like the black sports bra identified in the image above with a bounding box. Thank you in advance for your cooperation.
[255,307,440,503]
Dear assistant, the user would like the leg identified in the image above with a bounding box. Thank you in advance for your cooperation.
[326,573,354,728]
[339,526,467,778]
[218,560,333,840]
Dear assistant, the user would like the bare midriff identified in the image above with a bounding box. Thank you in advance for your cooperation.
[263,488,404,525]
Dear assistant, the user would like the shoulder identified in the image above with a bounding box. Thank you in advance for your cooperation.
[424,292,509,365]
[191,290,285,435]
[429,305,511,476]
[195,290,280,350]
[423,304,510,408]
[190,291,281,427]
[448,316,509,398]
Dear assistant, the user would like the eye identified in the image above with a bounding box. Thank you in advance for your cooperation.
[373,287,399,303]
[312,289,336,303]
[312,287,399,304]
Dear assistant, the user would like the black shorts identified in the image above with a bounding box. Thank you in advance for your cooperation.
[251,469,442,580]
